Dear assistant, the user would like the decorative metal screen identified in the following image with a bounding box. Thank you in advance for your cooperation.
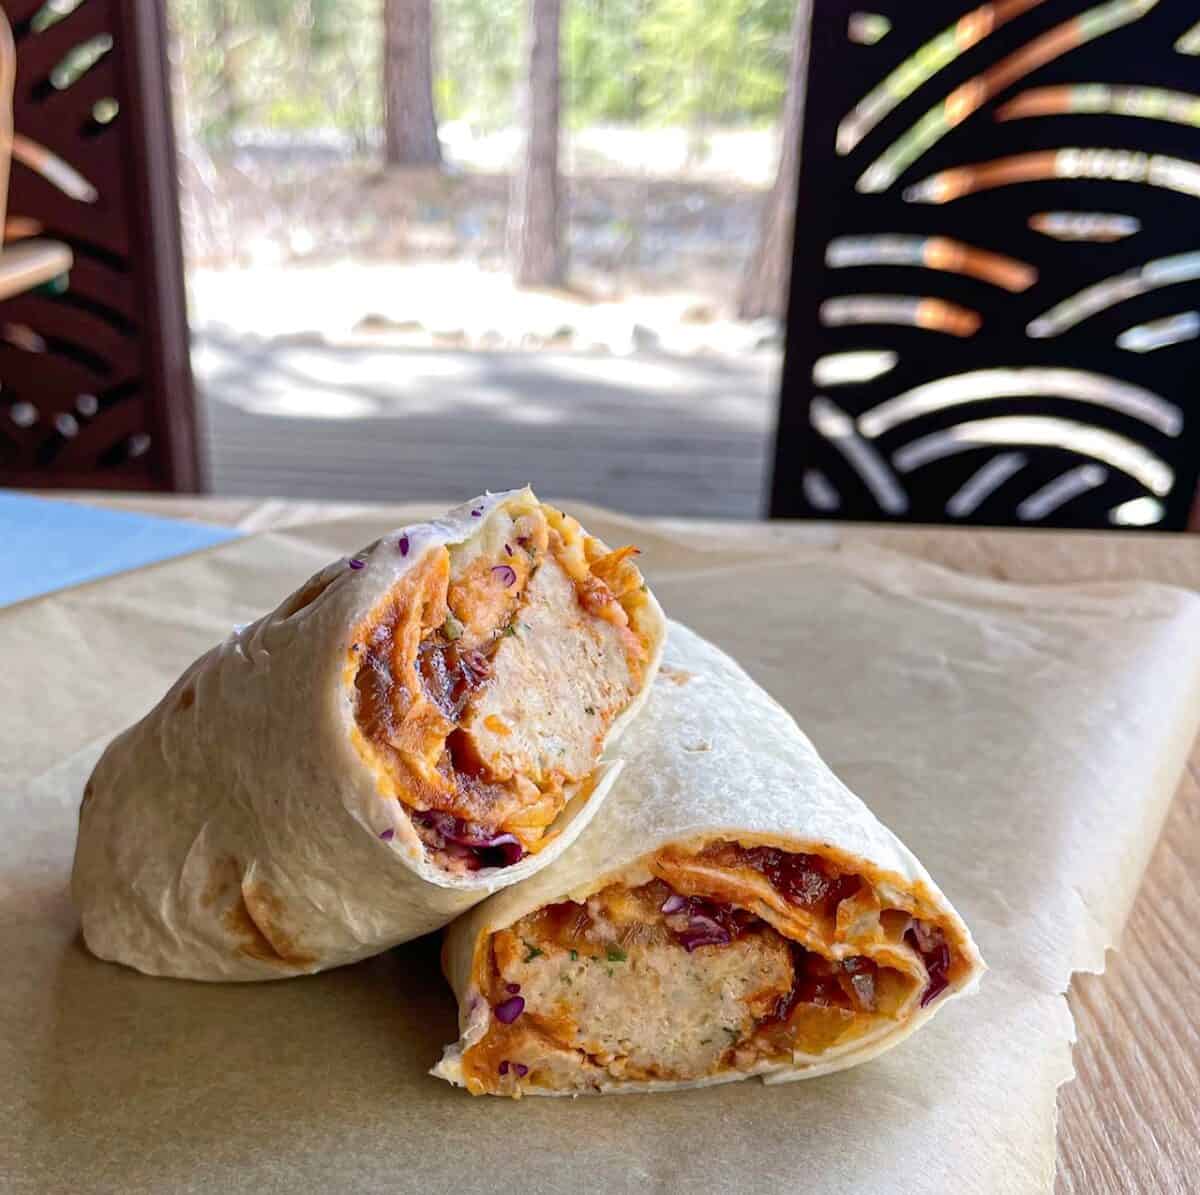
[772,0,1200,530]
[0,0,199,491]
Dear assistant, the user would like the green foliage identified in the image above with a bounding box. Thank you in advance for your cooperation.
[169,0,795,147]
[435,0,522,128]
[172,0,380,146]
[636,0,793,128]
[565,0,649,126]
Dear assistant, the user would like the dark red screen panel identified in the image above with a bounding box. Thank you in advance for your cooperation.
[0,0,199,492]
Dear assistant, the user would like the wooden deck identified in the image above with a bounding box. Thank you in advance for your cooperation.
[193,328,779,518]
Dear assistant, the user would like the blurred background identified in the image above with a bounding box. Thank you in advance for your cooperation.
[11,1,1194,529]
[171,0,803,516]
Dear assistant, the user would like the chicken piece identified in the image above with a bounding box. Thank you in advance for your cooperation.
[456,554,637,786]
[492,926,794,1085]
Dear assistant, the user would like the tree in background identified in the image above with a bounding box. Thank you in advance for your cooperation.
[637,0,791,161]
[383,0,443,166]
[172,1,796,164]
[436,0,521,129]
[509,0,564,287]
[174,0,377,147]
[172,0,805,310]
[564,0,647,126]
[738,0,807,320]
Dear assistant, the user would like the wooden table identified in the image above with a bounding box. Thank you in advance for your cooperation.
[63,492,1200,1194]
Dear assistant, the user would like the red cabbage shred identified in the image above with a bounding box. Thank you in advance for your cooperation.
[906,924,951,1007]
[413,809,525,869]
[661,893,758,953]
[494,996,525,1024]
[739,847,859,910]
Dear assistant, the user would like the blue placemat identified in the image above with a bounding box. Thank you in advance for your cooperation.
[0,493,241,608]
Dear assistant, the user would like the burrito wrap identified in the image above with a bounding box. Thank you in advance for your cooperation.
[72,488,666,980]
[436,622,984,1095]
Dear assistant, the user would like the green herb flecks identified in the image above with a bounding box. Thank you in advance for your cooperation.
[606,947,627,963]
[523,941,544,963]
[443,613,464,641]
[584,705,595,716]
[569,949,579,961]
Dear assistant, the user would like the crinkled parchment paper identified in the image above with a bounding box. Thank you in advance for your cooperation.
[3,507,1199,1195]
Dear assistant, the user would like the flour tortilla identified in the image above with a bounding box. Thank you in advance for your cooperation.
[71,488,666,981]
[435,621,985,1094]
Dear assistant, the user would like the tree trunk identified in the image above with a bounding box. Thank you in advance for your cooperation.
[383,0,442,167]
[509,0,564,288]
[737,1,810,320]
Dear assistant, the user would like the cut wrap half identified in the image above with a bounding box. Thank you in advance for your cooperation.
[435,622,984,1095]
[72,488,666,980]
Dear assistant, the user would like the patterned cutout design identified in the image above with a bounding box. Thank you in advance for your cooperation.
[1029,210,1140,239]
[1176,20,1200,53]
[996,82,1200,128]
[1117,310,1200,351]
[0,1,197,491]
[848,13,892,44]
[774,0,1200,529]
[812,349,899,385]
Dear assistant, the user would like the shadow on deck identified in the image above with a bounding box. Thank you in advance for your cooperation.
[193,326,780,518]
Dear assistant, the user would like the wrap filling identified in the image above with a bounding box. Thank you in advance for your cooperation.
[459,840,971,1093]
[350,498,654,871]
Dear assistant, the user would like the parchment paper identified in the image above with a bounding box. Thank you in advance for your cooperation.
[4,506,1200,1195]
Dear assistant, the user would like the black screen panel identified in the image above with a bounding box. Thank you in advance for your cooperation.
[773,0,1200,530]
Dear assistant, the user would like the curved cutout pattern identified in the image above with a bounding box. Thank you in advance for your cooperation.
[837,0,1048,156]
[771,0,1200,527]
[811,396,909,514]
[11,134,98,202]
[997,83,1200,129]
[48,33,113,93]
[92,97,119,124]
[848,13,891,45]
[1110,496,1165,525]
[1016,463,1108,520]
[29,1,87,34]
[1028,252,1200,338]
[9,401,39,429]
[2,323,46,353]
[802,469,842,511]
[821,295,982,337]
[1177,21,1200,55]
[858,367,1182,438]
[1029,211,1140,241]
[812,350,898,387]
[946,452,1028,517]
[906,149,1200,205]
[857,0,1159,193]
[1117,312,1200,353]
[891,415,1174,495]
[826,235,1036,291]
